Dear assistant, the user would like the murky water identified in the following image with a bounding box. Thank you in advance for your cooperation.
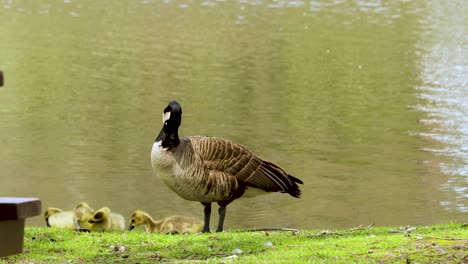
[0,0,466,229]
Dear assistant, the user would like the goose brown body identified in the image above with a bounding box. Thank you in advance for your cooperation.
[151,100,303,232]
[152,136,302,203]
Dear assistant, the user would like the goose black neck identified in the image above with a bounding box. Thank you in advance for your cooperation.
[156,128,180,149]
[156,100,182,149]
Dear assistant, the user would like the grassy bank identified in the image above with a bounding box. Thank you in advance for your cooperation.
[1,223,467,263]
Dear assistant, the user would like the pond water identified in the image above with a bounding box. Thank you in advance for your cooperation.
[0,0,466,229]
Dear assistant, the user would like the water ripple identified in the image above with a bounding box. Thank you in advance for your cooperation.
[414,1,468,211]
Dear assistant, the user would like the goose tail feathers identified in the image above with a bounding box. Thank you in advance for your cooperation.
[245,160,303,198]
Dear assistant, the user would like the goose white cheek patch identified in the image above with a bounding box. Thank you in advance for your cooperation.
[163,112,171,125]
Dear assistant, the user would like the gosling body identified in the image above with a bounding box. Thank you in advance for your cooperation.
[44,203,124,231]
[44,208,76,229]
[44,203,96,230]
[128,210,203,234]
[87,207,126,231]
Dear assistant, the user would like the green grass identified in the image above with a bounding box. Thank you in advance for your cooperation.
[1,223,467,263]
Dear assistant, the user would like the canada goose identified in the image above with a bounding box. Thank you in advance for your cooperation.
[86,207,126,231]
[128,210,203,234]
[151,100,303,232]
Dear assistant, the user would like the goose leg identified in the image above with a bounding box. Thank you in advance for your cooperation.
[201,202,211,233]
[216,206,226,232]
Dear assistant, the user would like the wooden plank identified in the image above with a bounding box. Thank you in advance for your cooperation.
[0,197,41,258]
[0,197,42,220]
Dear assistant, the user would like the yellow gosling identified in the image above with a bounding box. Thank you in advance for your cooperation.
[44,203,124,231]
[128,210,161,232]
[44,207,63,226]
[73,202,95,230]
[128,210,203,234]
[44,207,75,229]
[87,207,125,231]
[45,203,95,230]
[160,215,204,234]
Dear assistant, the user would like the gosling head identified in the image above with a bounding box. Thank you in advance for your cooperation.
[74,202,92,210]
[74,202,94,222]
[128,210,151,231]
[44,207,63,227]
[156,100,182,148]
[88,207,111,223]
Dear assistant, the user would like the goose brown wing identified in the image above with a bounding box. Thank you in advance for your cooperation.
[189,136,302,197]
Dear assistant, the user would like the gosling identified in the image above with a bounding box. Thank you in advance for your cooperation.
[44,203,125,231]
[44,207,75,229]
[73,202,95,231]
[44,203,96,230]
[85,207,126,232]
[128,210,203,234]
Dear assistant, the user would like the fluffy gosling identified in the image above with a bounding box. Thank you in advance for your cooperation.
[44,207,75,229]
[128,210,203,234]
[44,203,96,230]
[73,202,95,230]
[86,207,126,231]
[44,203,125,231]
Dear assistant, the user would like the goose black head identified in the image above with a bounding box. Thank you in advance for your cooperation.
[156,100,182,148]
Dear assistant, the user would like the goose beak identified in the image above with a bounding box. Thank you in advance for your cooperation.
[128,225,135,231]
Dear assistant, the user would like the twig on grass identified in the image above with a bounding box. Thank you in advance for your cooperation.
[416,235,468,241]
[348,223,375,232]
[244,228,300,233]
[311,223,375,237]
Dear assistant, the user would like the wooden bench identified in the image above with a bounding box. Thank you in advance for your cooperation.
[0,197,41,258]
